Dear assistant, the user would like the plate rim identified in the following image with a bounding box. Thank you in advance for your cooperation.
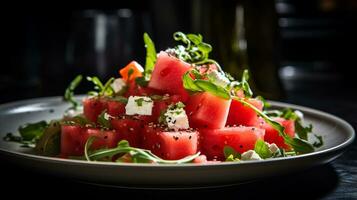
[0,96,355,168]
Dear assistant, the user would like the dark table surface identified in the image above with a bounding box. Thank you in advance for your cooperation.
[1,95,356,199]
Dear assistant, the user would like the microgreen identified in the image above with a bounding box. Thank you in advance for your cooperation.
[229,70,253,97]
[223,146,241,161]
[87,76,115,96]
[172,32,223,72]
[232,97,314,154]
[64,75,83,109]
[85,137,200,164]
[254,139,272,159]
[143,33,157,80]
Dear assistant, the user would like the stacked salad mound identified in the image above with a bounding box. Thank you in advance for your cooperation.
[4,32,323,164]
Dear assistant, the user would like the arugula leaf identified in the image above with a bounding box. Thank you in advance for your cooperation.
[182,71,203,92]
[232,97,314,154]
[64,75,82,109]
[35,120,61,156]
[240,70,253,97]
[312,134,324,148]
[195,80,231,100]
[19,121,48,141]
[254,139,272,159]
[87,76,115,96]
[182,70,231,99]
[256,96,271,108]
[279,108,314,141]
[85,137,200,164]
[97,110,111,129]
[295,122,312,141]
[143,33,157,80]
[223,146,241,161]
[3,121,48,147]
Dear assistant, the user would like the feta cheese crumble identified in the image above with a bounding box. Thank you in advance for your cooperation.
[125,96,153,115]
[111,78,127,94]
[265,142,281,156]
[164,102,189,131]
[294,110,304,121]
[241,150,262,161]
[208,70,230,88]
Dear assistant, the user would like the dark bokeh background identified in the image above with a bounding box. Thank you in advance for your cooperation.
[3,0,357,103]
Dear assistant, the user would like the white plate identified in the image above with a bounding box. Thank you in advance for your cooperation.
[0,96,354,189]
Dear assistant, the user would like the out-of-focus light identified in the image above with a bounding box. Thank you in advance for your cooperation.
[280,66,296,77]
[118,9,132,18]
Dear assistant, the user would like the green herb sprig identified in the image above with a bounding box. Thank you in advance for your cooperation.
[143,33,157,80]
[172,32,223,72]
[182,70,231,99]
[3,121,48,147]
[85,138,200,164]
[64,75,83,109]
[233,97,315,154]
[87,76,115,97]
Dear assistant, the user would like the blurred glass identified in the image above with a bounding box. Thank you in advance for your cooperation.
[66,9,150,81]
[190,0,284,99]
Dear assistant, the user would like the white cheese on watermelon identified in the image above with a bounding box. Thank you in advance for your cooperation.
[125,96,153,116]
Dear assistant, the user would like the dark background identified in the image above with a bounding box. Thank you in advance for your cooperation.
[1,0,357,199]
[3,0,357,103]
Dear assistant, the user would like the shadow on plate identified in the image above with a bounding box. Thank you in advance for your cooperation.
[2,161,338,199]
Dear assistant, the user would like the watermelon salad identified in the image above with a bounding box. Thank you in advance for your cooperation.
[4,32,323,164]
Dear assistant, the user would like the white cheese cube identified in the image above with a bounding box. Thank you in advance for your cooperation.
[125,96,153,116]
[165,109,190,131]
[241,150,262,161]
[294,110,304,121]
[111,78,127,94]
[265,142,280,156]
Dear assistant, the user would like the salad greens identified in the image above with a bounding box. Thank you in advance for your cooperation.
[64,75,83,110]
[87,76,115,97]
[3,121,48,147]
[85,138,200,164]
[143,32,157,80]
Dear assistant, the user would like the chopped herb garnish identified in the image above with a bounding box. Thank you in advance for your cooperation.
[134,97,152,107]
[97,110,112,129]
